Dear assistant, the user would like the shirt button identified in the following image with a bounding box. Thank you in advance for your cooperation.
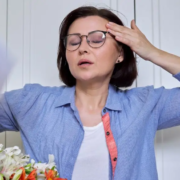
[114,157,117,161]
[106,131,110,136]
[103,108,106,113]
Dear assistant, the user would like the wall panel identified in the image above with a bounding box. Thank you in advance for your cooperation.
[5,0,24,149]
[0,0,7,146]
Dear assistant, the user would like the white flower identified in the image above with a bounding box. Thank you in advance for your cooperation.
[47,154,56,170]
[0,144,3,151]
[0,145,30,180]
[32,155,56,174]
[0,144,59,180]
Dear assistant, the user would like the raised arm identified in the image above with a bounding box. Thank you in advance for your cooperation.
[106,20,180,74]
[106,20,180,130]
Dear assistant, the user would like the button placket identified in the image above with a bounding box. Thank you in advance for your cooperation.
[102,112,118,178]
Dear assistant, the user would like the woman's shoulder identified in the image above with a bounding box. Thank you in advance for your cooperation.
[22,83,67,95]
[4,83,70,105]
[118,85,165,102]
[3,84,72,116]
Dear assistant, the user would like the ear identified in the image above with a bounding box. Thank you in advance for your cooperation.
[116,48,124,64]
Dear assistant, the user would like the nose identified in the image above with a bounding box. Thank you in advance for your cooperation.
[78,36,89,54]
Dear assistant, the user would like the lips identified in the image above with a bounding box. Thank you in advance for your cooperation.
[78,59,93,66]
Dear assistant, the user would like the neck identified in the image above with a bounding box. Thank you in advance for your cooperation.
[75,81,109,111]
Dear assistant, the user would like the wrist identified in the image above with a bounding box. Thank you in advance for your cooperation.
[147,48,163,65]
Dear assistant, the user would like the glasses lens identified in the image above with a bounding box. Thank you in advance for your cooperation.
[65,35,81,51]
[88,31,106,48]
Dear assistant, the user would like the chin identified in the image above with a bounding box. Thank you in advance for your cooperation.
[74,72,95,80]
[76,75,97,82]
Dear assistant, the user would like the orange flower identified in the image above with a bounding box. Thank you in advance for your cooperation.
[53,178,67,180]
[26,169,37,180]
[19,168,25,180]
[45,170,56,180]
[9,173,15,180]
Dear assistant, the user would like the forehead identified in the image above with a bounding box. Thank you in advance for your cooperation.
[68,16,109,34]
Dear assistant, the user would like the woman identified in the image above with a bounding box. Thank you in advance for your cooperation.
[1,6,180,180]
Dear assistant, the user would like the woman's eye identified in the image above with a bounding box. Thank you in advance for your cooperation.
[70,42,80,46]
[92,40,103,43]
[68,40,80,46]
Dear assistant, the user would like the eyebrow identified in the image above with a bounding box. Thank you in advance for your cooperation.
[67,33,81,36]
[67,30,107,36]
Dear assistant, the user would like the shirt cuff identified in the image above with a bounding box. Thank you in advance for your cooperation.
[173,72,180,81]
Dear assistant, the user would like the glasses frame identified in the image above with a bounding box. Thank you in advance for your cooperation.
[61,30,110,51]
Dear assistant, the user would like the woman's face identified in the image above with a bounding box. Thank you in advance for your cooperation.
[66,16,123,84]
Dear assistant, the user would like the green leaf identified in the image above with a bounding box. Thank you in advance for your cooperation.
[12,169,23,180]
[25,169,32,175]
[51,166,55,170]
[0,174,4,180]
[24,163,31,168]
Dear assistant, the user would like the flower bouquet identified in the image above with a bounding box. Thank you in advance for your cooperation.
[0,144,67,180]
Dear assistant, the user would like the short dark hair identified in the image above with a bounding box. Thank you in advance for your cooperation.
[57,6,137,88]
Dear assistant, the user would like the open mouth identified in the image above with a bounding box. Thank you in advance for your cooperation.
[78,60,94,66]
[79,62,92,65]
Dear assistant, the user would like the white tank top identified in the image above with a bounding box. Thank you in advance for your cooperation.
[71,122,110,180]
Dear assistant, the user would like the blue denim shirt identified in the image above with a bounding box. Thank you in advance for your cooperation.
[1,72,180,180]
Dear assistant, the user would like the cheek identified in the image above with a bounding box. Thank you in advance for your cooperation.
[66,51,71,64]
[96,48,118,68]
[66,52,77,71]
[65,52,76,75]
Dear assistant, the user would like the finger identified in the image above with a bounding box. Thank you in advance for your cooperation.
[131,20,141,32]
[115,35,132,47]
[108,28,136,42]
[108,29,136,47]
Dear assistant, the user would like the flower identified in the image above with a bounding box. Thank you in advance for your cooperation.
[19,168,25,180]
[0,144,29,180]
[0,144,67,180]
[0,144,3,152]
[11,169,22,180]
[26,169,37,180]
[27,155,56,175]
[45,170,56,180]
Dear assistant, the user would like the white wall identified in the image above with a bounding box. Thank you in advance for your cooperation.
[0,0,180,179]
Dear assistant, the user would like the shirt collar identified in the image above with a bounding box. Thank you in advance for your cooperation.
[54,85,75,108]
[54,84,122,111]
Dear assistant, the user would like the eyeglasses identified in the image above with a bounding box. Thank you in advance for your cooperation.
[61,30,109,51]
